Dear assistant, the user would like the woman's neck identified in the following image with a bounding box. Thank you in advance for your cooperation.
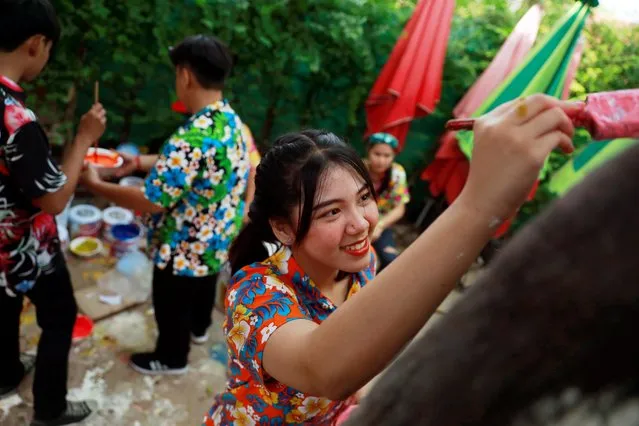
[291,246,339,291]
[368,163,390,183]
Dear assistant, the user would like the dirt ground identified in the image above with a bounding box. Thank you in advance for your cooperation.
[0,223,483,425]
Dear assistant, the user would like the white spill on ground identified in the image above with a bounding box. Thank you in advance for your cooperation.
[66,362,136,424]
[95,311,154,351]
[66,361,189,425]
[0,394,23,422]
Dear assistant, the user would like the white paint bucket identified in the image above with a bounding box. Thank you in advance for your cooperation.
[68,205,102,239]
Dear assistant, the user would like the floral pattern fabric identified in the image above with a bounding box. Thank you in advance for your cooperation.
[203,246,376,425]
[375,162,411,216]
[143,100,249,277]
[241,124,261,169]
[0,76,66,296]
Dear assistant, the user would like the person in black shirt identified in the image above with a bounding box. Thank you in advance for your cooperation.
[0,1,106,424]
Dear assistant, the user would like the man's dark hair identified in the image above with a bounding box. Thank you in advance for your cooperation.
[169,35,233,90]
[0,0,60,52]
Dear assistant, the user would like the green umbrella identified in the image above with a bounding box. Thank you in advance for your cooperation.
[548,137,638,195]
[458,0,597,179]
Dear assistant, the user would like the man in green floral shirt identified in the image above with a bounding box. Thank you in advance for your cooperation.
[81,35,249,374]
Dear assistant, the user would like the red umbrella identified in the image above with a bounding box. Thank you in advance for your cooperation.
[364,0,455,149]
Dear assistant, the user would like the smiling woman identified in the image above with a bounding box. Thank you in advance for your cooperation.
[204,95,581,425]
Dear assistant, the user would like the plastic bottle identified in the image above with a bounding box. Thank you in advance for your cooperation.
[97,249,152,303]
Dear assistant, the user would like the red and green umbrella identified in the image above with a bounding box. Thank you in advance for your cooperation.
[457,0,596,180]
[364,0,455,149]
[454,0,595,237]
[422,4,544,205]
[548,137,638,195]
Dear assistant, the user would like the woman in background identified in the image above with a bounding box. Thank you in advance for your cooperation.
[364,132,409,270]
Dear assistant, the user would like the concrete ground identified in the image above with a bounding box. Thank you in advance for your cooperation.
[1,223,483,425]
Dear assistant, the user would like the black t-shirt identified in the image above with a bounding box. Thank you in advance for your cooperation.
[0,76,67,295]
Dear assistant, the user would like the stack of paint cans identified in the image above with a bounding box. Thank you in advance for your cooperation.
[102,206,134,240]
[101,206,143,258]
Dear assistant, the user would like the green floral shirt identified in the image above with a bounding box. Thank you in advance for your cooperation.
[143,100,249,277]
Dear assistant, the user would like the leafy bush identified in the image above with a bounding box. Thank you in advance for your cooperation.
[27,0,639,232]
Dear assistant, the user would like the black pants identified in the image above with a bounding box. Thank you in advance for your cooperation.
[0,257,77,420]
[152,266,218,366]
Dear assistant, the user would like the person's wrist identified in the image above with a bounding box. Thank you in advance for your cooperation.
[74,134,93,150]
[134,155,141,171]
[454,190,504,234]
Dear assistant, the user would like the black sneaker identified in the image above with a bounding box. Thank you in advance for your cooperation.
[31,400,97,426]
[129,352,188,376]
[0,353,36,398]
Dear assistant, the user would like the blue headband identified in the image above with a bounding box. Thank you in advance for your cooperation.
[368,133,399,150]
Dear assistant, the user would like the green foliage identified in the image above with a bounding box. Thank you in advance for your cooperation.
[31,0,410,153]
[24,0,639,235]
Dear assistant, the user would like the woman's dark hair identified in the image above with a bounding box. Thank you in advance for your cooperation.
[0,0,60,53]
[229,130,376,274]
[169,34,233,90]
[367,144,393,197]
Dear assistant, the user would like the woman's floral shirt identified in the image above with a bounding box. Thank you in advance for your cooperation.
[143,100,249,277]
[375,162,411,215]
[203,246,376,425]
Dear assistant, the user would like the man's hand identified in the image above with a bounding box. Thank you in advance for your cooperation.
[76,103,107,147]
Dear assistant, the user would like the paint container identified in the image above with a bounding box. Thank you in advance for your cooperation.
[118,177,146,217]
[69,236,104,258]
[119,176,145,189]
[116,142,140,157]
[55,196,74,230]
[102,206,134,240]
[72,314,94,342]
[110,223,142,258]
[84,147,124,169]
[58,225,69,252]
[68,205,102,239]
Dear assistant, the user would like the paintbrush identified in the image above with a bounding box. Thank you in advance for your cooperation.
[445,89,639,141]
[93,81,99,161]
